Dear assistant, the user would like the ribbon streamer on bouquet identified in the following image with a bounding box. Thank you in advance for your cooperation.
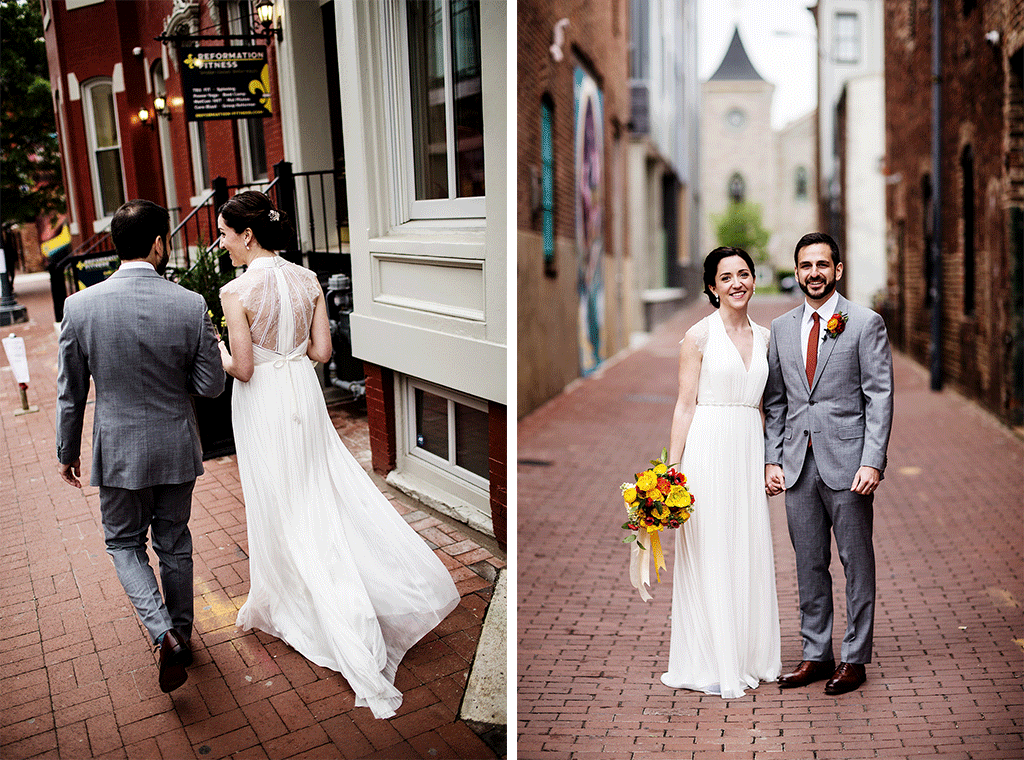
[629,528,667,602]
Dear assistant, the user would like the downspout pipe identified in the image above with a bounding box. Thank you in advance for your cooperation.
[929,0,943,391]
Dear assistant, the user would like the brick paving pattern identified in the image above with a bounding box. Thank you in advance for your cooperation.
[1,275,502,759]
[518,295,1023,760]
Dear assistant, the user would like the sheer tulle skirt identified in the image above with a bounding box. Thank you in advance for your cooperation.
[231,351,459,718]
[660,404,781,698]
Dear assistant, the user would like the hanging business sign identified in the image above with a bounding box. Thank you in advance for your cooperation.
[181,46,272,121]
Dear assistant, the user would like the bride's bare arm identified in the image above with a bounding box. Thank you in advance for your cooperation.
[220,291,254,382]
[668,333,702,466]
[306,294,332,364]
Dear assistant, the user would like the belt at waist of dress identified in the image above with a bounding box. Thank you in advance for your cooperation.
[696,401,759,408]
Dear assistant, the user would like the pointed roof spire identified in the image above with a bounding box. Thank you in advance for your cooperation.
[709,27,765,81]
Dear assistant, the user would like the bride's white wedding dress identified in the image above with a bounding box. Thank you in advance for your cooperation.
[222,256,460,719]
[661,311,781,699]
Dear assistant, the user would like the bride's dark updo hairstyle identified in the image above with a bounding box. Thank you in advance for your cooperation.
[218,190,294,251]
[702,246,756,308]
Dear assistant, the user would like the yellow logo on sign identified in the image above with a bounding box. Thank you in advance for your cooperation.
[248,64,272,114]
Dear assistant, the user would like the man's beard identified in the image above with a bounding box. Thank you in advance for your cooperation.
[799,275,836,301]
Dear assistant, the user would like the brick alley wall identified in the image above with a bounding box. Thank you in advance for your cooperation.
[884,0,1024,424]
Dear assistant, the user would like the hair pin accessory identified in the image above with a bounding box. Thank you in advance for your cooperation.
[268,209,280,222]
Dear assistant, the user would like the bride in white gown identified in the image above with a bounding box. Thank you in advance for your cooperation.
[215,192,459,719]
[661,247,781,699]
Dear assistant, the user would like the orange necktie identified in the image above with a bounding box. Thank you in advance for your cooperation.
[806,312,820,388]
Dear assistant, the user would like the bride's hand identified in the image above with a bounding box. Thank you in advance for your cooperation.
[765,464,785,496]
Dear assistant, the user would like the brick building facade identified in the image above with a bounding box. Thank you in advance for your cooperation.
[517,1,631,416]
[42,0,507,548]
[883,0,1023,425]
[517,1,698,418]
[42,0,285,248]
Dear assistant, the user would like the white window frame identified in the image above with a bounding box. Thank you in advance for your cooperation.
[391,0,486,223]
[189,120,211,201]
[834,11,861,64]
[402,375,489,492]
[81,78,126,229]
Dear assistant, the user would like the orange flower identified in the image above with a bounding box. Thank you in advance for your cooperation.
[824,311,848,340]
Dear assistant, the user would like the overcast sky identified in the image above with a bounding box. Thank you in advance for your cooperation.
[698,0,819,129]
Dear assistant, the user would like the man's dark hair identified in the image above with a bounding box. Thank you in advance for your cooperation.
[793,232,841,267]
[110,200,170,260]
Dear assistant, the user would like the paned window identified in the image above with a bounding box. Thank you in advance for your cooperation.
[82,79,125,219]
[729,172,745,204]
[406,0,484,207]
[961,145,975,315]
[541,97,555,269]
[795,166,808,200]
[231,0,268,182]
[834,12,860,64]
[189,121,211,195]
[409,380,489,485]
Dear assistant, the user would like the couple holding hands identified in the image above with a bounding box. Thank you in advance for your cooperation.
[660,232,893,699]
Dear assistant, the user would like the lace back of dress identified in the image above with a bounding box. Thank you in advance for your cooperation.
[271,268,296,354]
[233,260,316,355]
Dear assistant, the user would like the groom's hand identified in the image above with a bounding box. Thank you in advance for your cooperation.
[59,458,82,489]
[765,464,785,496]
[851,466,880,495]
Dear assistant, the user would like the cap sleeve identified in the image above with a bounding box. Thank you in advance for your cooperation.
[683,316,711,356]
[755,322,771,351]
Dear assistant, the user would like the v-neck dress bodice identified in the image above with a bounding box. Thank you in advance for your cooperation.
[693,311,768,408]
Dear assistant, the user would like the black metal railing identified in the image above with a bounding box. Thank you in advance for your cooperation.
[49,160,348,320]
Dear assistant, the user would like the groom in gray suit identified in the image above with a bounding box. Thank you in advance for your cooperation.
[56,199,224,693]
[764,232,893,695]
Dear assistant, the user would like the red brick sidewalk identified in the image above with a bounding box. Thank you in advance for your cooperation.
[1,274,503,759]
[518,295,1023,760]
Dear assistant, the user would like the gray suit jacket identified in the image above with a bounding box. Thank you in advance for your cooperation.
[764,294,894,491]
[56,267,225,489]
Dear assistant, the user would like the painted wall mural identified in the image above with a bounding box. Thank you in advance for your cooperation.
[574,66,604,374]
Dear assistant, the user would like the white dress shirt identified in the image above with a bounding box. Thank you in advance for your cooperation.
[118,260,156,272]
[800,290,840,366]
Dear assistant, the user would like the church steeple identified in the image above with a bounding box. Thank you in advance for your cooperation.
[709,27,765,82]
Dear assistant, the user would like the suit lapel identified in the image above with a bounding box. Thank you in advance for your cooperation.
[810,294,848,391]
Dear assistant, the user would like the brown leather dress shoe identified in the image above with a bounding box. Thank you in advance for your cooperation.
[824,662,866,695]
[778,659,836,688]
[158,628,191,693]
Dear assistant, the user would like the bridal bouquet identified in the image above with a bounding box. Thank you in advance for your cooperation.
[621,449,694,602]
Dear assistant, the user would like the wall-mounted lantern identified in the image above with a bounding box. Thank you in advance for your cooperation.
[255,0,282,41]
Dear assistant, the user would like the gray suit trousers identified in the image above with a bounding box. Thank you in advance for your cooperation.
[99,481,195,644]
[786,447,875,664]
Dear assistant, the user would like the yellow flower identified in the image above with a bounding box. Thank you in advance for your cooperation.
[623,487,638,503]
[636,470,658,492]
[653,504,669,521]
[666,485,691,507]
[648,488,664,503]
[653,463,668,476]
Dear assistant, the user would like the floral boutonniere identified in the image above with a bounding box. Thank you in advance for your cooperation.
[824,311,848,340]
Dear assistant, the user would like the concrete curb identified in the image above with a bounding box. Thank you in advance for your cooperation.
[460,568,507,757]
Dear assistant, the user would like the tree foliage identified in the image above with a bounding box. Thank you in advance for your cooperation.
[713,201,770,264]
[1,0,65,225]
